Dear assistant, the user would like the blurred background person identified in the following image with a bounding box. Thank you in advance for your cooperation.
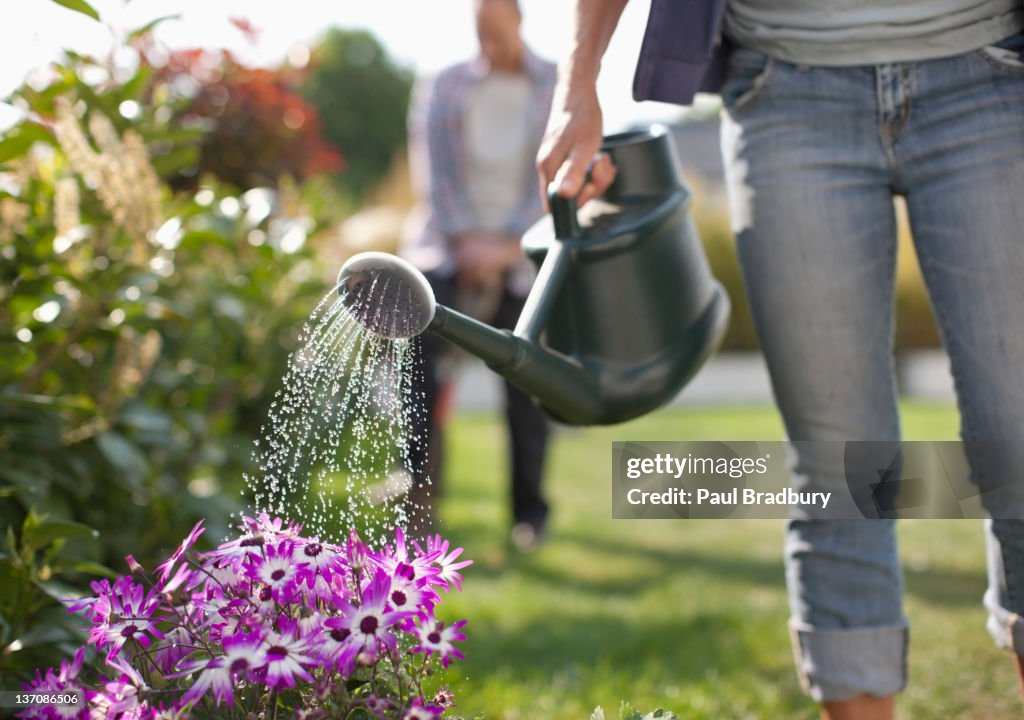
[400,0,557,550]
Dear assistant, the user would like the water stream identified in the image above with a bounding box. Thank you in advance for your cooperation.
[243,281,429,545]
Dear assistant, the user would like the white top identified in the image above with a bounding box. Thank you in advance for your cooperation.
[464,71,534,232]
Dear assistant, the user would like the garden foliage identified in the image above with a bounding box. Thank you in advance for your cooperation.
[1,8,353,686]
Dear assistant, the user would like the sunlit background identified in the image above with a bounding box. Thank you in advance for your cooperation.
[4,0,693,132]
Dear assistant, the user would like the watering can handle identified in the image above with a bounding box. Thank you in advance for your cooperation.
[548,188,580,240]
[514,190,579,342]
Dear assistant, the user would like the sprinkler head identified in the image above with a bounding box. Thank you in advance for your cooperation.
[336,252,436,339]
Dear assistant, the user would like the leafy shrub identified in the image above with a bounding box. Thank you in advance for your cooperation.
[155,47,344,190]
[1,10,340,683]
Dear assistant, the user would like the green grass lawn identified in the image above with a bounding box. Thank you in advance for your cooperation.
[429,402,1020,719]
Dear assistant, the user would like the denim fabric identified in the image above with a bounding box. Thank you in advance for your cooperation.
[720,35,1024,701]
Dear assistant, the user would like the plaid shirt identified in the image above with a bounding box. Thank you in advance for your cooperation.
[401,48,557,277]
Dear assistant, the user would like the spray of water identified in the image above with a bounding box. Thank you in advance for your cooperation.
[243,277,432,546]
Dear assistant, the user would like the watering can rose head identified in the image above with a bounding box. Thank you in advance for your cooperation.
[336,251,437,340]
[20,514,471,719]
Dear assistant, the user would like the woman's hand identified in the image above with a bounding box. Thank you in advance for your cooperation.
[535,0,628,207]
[536,79,616,207]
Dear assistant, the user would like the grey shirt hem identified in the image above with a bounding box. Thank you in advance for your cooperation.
[724,7,1024,67]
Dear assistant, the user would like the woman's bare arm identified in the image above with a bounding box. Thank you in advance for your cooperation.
[536,0,629,206]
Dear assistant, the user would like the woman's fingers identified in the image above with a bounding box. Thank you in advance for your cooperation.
[576,151,617,207]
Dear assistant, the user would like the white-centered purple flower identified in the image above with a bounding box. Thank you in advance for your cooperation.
[415,534,473,591]
[16,647,88,720]
[331,569,413,660]
[86,576,166,661]
[388,562,439,621]
[175,632,266,707]
[412,618,467,668]
[317,615,358,673]
[295,537,346,591]
[373,527,440,584]
[246,540,298,601]
[402,696,444,719]
[260,622,316,690]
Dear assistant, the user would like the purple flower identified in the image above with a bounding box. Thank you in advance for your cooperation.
[433,685,457,709]
[412,618,467,668]
[202,532,265,570]
[388,563,439,620]
[93,674,143,719]
[16,647,88,720]
[247,541,298,601]
[175,632,266,708]
[402,697,444,719]
[259,621,316,690]
[363,694,393,718]
[241,512,303,542]
[415,534,473,591]
[344,529,370,575]
[330,569,412,660]
[152,626,194,675]
[202,558,247,594]
[155,519,204,584]
[66,579,112,625]
[373,527,440,584]
[317,615,358,673]
[29,520,471,718]
[84,577,165,660]
[106,652,146,687]
[160,562,201,597]
[295,538,346,591]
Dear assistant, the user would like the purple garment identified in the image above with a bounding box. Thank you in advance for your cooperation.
[632,0,731,105]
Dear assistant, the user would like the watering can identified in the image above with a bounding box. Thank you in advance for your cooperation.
[337,125,729,425]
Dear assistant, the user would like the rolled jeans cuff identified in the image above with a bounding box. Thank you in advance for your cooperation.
[789,620,909,702]
[985,587,1024,653]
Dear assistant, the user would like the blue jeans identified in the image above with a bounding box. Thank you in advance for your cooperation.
[720,36,1024,702]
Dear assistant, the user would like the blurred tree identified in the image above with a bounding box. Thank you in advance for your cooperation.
[299,28,413,201]
[151,48,343,191]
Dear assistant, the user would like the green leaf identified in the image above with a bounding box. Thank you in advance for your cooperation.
[4,527,17,562]
[0,562,23,604]
[96,430,149,483]
[7,611,81,650]
[49,0,101,21]
[127,14,180,41]
[0,393,95,412]
[64,560,117,579]
[33,578,85,603]
[0,123,54,164]
[23,516,98,554]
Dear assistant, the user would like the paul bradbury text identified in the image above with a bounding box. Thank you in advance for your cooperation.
[625,487,832,509]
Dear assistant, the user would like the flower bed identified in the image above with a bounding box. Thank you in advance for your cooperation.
[18,514,472,719]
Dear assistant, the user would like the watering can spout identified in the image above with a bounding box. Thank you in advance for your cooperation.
[335,251,604,425]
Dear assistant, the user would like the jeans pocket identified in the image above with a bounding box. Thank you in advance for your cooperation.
[977,31,1024,77]
[721,47,776,113]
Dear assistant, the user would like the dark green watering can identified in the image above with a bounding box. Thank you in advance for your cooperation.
[337,126,729,425]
